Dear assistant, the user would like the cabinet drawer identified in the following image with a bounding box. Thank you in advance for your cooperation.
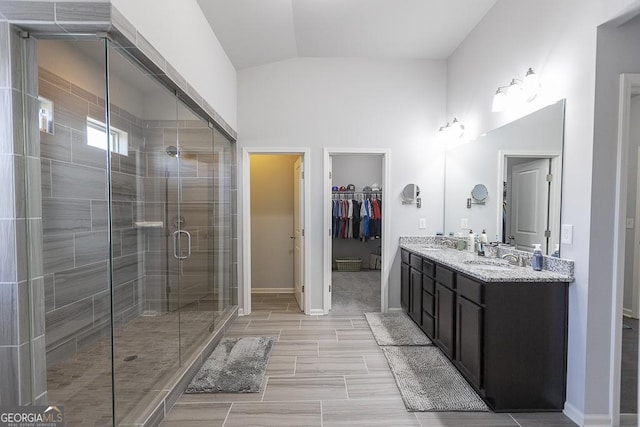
[423,290,434,316]
[410,253,423,270]
[422,312,435,338]
[457,275,483,305]
[422,259,435,277]
[422,275,435,295]
[436,265,456,289]
[401,249,410,264]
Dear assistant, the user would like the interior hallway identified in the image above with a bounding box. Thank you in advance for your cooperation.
[161,293,577,427]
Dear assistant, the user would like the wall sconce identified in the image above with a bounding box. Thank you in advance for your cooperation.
[492,68,540,112]
[439,117,465,139]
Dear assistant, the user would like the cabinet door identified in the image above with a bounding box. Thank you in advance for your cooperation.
[456,296,483,389]
[410,268,422,323]
[435,283,455,358]
[401,262,410,311]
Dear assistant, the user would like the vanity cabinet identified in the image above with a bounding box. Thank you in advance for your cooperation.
[400,249,422,323]
[400,248,569,412]
[455,279,483,389]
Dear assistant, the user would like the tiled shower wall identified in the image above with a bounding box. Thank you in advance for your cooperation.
[0,22,47,406]
[39,66,146,368]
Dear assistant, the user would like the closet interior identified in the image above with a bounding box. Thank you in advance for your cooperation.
[330,154,383,313]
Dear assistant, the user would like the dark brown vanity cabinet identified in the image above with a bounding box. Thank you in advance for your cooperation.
[400,249,421,323]
[400,248,569,412]
[455,275,484,390]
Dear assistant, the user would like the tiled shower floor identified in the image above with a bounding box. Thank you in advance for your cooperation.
[46,309,220,426]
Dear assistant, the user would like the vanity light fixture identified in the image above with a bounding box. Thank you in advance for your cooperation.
[492,68,541,112]
[491,88,507,112]
[438,118,465,139]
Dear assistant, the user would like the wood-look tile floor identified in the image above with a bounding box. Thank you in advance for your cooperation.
[162,293,577,427]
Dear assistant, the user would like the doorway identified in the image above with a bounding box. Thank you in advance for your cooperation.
[242,148,310,315]
[613,73,640,427]
[323,148,391,314]
[499,152,562,255]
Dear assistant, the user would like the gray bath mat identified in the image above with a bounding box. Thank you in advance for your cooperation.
[382,345,488,412]
[185,336,274,393]
[365,312,432,346]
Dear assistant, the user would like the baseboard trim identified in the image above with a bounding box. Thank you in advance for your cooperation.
[388,307,403,312]
[309,309,324,316]
[238,308,245,316]
[563,402,583,426]
[565,403,612,427]
[623,308,636,318]
[252,288,294,294]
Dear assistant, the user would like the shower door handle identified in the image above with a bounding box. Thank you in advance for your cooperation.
[173,230,191,260]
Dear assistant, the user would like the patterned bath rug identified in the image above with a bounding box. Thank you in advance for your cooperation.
[185,336,274,393]
[382,345,488,411]
[365,312,432,346]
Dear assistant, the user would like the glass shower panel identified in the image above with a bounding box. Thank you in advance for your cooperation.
[106,43,181,424]
[213,129,234,310]
[175,99,216,355]
[36,39,114,425]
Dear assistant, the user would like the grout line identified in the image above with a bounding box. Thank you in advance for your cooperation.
[362,354,370,374]
[220,401,232,427]
[320,400,324,427]
[508,413,523,426]
[343,375,350,400]
[293,356,297,376]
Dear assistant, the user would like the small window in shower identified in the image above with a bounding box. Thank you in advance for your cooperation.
[86,117,128,155]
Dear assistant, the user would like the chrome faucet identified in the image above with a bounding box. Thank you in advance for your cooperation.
[501,253,520,265]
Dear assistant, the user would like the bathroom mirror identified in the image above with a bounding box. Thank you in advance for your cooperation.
[402,184,420,203]
[444,99,565,255]
[471,184,488,202]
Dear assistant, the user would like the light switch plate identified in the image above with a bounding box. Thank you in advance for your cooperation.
[419,218,426,229]
[627,218,635,229]
[561,224,573,244]
[461,218,468,229]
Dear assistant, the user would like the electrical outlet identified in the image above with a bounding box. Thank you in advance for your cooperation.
[461,218,468,229]
[627,218,635,229]
[419,218,426,229]
[561,224,573,244]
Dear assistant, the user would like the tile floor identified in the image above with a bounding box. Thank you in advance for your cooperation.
[47,310,221,426]
[162,292,577,427]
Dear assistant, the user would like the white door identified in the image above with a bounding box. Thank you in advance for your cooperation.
[509,159,551,253]
[293,157,304,311]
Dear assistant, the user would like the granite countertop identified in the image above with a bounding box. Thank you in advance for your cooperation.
[400,243,574,283]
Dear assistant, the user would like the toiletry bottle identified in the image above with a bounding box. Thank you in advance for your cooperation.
[40,108,47,132]
[552,244,560,258]
[532,244,543,271]
[480,230,488,245]
[467,229,475,253]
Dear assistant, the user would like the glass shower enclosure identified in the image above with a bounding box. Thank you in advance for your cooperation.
[28,35,235,425]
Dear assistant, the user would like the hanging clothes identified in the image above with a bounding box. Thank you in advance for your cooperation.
[351,199,361,239]
[370,197,382,239]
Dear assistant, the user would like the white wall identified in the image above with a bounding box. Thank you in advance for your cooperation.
[238,57,447,310]
[111,0,237,129]
[446,0,640,423]
[250,154,297,290]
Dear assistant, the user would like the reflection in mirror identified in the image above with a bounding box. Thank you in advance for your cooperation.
[444,99,565,255]
[402,184,420,203]
[471,184,488,202]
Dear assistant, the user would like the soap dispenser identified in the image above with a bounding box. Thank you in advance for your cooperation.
[551,244,560,258]
[532,244,543,271]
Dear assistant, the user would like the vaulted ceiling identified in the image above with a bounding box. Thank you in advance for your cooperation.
[196,0,497,69]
